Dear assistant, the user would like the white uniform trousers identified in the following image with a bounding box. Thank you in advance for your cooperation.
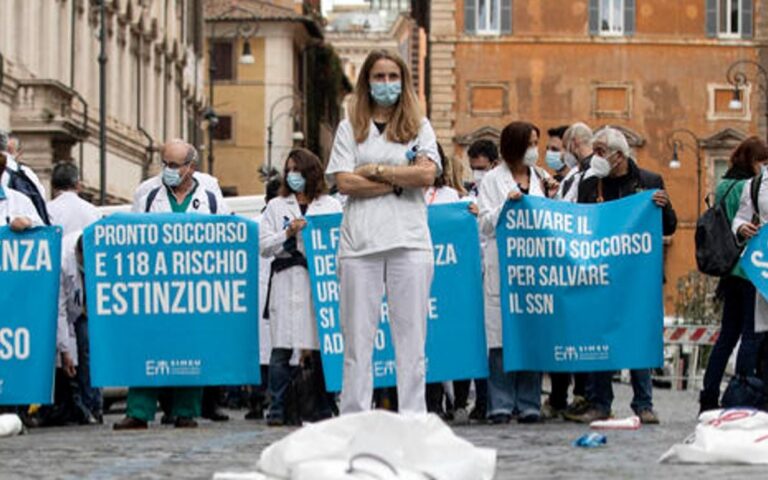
[338,248,434,414]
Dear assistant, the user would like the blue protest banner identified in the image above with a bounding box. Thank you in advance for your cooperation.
[83,213,260,387]
[0,226,61,405]
[741,228,768,300]
[496,191,663,372]
[303,202,488,392]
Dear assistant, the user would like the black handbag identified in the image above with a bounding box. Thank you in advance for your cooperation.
[721,374,767,410]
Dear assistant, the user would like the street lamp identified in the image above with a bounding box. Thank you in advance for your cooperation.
[666,128,703,218]
[267,94,302,175]
[726,60,768,141]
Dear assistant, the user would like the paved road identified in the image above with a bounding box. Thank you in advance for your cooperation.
[1,384,765,479]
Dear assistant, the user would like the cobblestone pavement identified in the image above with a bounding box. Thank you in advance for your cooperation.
[1,384,766,480]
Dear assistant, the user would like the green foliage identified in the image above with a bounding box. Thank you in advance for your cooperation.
[305,43,347,157]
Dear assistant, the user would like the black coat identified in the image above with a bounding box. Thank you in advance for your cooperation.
[577,158,678,236]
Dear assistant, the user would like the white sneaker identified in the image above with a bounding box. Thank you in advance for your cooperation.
[453,407,470,425]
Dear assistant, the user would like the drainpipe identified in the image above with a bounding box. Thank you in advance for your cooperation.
[70,0,87,173]
[137,30,154,180]
[162,0,169,141]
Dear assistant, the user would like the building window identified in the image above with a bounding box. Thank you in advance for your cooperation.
[476,0,501,34]
[591,82,633,119]
[718,0,741,37]
[599,0,624,36]
[212,115,233,141]
[707,83,751,121]
[211,41,234,81]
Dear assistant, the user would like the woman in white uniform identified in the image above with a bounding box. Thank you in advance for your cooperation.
[478,121,559,424]
[326,50,440,414]
[260,148,342,425]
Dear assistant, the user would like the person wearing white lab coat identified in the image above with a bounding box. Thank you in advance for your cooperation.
[131,140,225,213]
[260,149,342,425]
[0,154,43,229]
[114,141,222,431]
[733,171,768,334]
[326,50,440,415]
[47,162,102,236]
[0,131,46,200]
[478,121,559,424]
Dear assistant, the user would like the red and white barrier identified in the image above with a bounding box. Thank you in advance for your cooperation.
[664,325,720,345]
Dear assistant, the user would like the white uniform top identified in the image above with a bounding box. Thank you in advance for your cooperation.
[733,175,768,332]
[57,231,83,366]
[424,186,461,205]
[131,172,224,213]
[0,188,44,227]
[47,191,102,236]
[478,163,550,349]
[253,213,274,365]
[1,156,47,200]
[259,194,342,349]
[557,166,584,202]
[326,118,441,258]
[137,177,231,215]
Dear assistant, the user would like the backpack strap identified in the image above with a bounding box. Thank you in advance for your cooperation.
[206,190,218,214]
[751,173,762,224]
[144,186,162,213]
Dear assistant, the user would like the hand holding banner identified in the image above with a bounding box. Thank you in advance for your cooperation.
[0,226,61,405]
[495,191,663,372]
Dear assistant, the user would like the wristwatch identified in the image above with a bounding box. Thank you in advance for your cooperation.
[376,165,386,177]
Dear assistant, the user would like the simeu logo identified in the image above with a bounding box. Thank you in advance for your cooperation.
[554,346,579,362]
[146,360,171,376]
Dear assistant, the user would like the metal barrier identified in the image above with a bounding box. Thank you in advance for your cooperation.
[661,325,720,391]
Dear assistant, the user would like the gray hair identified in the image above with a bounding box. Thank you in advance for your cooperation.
[51,162,80,191]
[563,122,593,148]
[592,127,631,158]
[163,139,199,165]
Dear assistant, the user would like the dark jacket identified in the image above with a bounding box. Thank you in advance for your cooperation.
[577,158,678,236]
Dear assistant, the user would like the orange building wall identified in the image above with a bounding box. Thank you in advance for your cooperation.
[445,0,765,311]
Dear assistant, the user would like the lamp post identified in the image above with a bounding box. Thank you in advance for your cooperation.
[726,59,768,141]
[667,128,703,218]
[98,0,107,205]
[267,94,301,174]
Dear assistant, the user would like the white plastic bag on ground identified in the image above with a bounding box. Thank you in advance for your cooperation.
[659,408,768,464]
[0,414,23,437]
[215,411,496,480]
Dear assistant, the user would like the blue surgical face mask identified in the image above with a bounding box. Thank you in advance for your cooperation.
[286,172,306,193]
[370,81,402,107]
[545,150,565,171]
[162,166,183,187]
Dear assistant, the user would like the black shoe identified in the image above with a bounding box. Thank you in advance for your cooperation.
[202,409,230,422]
[113,416,148,431]
[160,414,176,425]
[518,413,541,424]
[488,413,511,424]
[174,417,198,428]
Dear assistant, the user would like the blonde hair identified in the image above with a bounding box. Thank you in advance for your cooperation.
[350,50,422,144]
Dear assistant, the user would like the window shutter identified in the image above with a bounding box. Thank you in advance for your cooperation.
[501,0,512,34]
[465,0,476,34]
[705,0,717,38]
[588,0,599,35]
[742,0,753,38]
[624,0,636,36]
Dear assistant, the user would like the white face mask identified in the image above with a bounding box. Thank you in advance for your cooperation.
[563,151,579,169]
[587,155,612,179]
[472,169,487,184]
[523,147,539,167]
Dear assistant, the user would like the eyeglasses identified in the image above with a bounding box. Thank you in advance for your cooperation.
[161,159,191,169]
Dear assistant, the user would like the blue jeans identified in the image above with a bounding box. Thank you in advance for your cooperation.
[487,348,541,417]
[702,277,762,404]
[75,317,102,416]
[267,348,293,420]
[587,369,653,414]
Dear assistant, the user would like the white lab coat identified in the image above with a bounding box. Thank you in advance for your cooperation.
[254,214,274,365]
[732,175,768,332]
[260,194,342,349]
[47,191,102,236]
[1,155,47,200]
[56,232,83,367]
[478,163,550,348]
[0,188,44,227]
[132,172,225,213]
[138,177,231,215]
[424,186,461,205]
